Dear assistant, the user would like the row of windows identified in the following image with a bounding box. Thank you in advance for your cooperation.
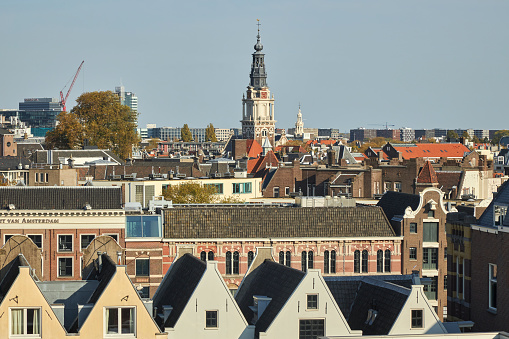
[4,234,118,252]
[354,250,391,273]
[201,251,255,275]
[232,182,252,194]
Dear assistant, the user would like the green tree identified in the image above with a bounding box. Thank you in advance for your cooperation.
[145,138,161,150]
[162,182,243,204]
[492,130,509,145]
[45,111,84,149]
[471,135,480,144]
[181,124,193,142]
[462,131,470,140]
[45,91,139,159]
[205,123,218,142]
[447,130,459,141]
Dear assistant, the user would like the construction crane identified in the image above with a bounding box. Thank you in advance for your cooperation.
[60,61,84,112]
[369,122,395,130]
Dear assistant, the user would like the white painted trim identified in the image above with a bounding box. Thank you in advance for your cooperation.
[57,234,73,253]
[57,257,74,278]
[80,234,96,251]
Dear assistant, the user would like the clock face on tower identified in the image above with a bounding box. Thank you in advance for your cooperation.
[261,92,268,99]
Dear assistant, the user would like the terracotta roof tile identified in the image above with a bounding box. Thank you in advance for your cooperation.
[416,161,439,184]
[393,143,470,159]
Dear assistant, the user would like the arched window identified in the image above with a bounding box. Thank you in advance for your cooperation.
[279,251,285,265]
[301,251,307,272]
[385,249,391,272]
[377,250,383,273]
[200,251,206,262]
[308,251,314,269]
[286,251,291,267]
[354,250,360,273]
[208,251,214,261]
[233,251,240,274]
[362,250,368,273]
[331,250,336,274]
[247,251,254,268]
[226,251,232,275]
[324,251,330,274]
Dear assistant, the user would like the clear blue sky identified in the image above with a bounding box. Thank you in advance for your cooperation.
[1,0,508,133]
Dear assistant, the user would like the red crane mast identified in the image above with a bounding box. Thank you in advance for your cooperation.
[60,60,84,112]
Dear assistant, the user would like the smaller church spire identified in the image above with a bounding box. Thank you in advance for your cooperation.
[254,19,263,52]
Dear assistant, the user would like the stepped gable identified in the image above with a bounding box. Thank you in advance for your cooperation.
[376,191,420,221]
[416,160,438,184]
[152,253,206,329]
[0,186,122,209]
[163,206,396,239]
[347,277,410,335]
[235,260,305,337]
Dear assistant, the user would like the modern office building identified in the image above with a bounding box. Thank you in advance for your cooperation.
[400,127,415,142]
[115,85,138,114]
[149,126,207,142]
[3,98,63,137]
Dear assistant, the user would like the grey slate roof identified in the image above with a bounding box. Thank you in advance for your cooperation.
[163,206,396,239]
[324,275,413,319]
[152,253,206,330]
[0,254,29,301]
[0,186,122,209]
[477,180,509,228]
[0,157,31,171]
[235,260,305,338]
[377,191,421,221]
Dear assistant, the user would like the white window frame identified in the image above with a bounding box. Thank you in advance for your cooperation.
[9,307,41,337]
[57,257,73,278]
[489,263,497,311]
[4,234,14,245]
[285,186,290,196]
[103,234,119,242]
[104,306,136,336]
[306,294,319,311]
[80,234,96,250]
[57,234,73,253]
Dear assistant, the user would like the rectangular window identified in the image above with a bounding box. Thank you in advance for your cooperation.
[232,183,241,194]
[409,247,417,260]
[489,264,497,310]
[139,286,150,299]
[299,319,324,339]
[243,182,252,193]
[81,234,95,250]
[307,294,318,310]
[285,187,290,196]
[423,248,438,270]
[205,183,223,194]
[4,234,13,244]
[428,210,435,218]
[273,187,280,198]
[411,309,423,328]
[205,310,218,328]
[58,257,73,277]
[106,307,135,334]
[410,223,417,234]
[27,234,42,249]
[135,259,150,277]
[384,182,391,192]
[394,182,402,192]
[104,234,118,242]
[58,235,73,252]
[423,276,438,300]
[10,308,40,335]
[423,222,439,242]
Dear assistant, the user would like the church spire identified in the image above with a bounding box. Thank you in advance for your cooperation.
[250,19,267,89]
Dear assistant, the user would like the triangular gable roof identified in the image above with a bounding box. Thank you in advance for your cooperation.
[477,180,509,229]
[250,150,279,174]
[246,139,263,158]
[235,260,305,336]
[152,253,206,329]
[377,191,421,222]
[392,143,470,159]
[416,161,439,184]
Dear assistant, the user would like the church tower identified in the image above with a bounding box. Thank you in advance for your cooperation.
[295,104,304,137]
[241,21,276,146]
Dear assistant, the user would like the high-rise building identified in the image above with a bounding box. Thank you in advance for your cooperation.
[400,127,415,142]
[241,23,276,146]
[349,128,376,142]
[5,98,63,137]
[115,86,138,114]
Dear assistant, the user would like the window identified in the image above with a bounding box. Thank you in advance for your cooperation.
[126,215,161,238]
[205,183,223,194]
[444,247,447,260]
[208,251,214,261]
[205,310,218,328]
[362,250,368,273]
[58,235,73,252]
[273,187,280,198]
[330,250,336,273]
[301,251,307,272]
[423,222,438,242]
[139,286,150,299]
[81,234,95,250]
[135,259,149,277]
[423,248,438,270]
[489,264,497,310]
[106,307,135,335]
[354,250,360,273]
[384,182,391,192]
[226,251,232,274]
[307,294,318,310]
[104,234,118,242]
[428,210,435,218]
[243,182,252,193]
[494,205,507,226]
[411,309,423,328]
[232,182,252,194]
[410,223,417,234]
[285,187,290,196]
[384,249,391,272]
[299,319,324,339]
[324,251,330,274]
[377,250,383,273]
[308,251,314,270]
[27,234,42,248]
[233,251,240,274]
[225,251,239,275]
[11,308,40,335]
[444,275,448,290]
[394,182,402,192]
[58,257,73,277]
[409,247,417,260]
[200,251,207,261]
[423,276,437,300]
[247,251,254,268]
[279,251,285,265]
[4,234,13,244]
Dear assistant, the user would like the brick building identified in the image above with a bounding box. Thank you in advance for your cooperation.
[377,187,449,320]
